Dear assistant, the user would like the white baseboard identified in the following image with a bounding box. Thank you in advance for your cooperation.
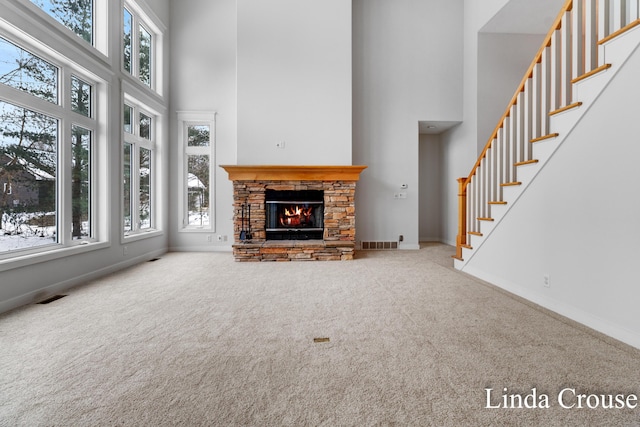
[0,249,167,315]
[463,265,640,351]
[168,245,233,252]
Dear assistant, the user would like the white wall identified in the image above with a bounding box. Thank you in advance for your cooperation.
[236,0,352,166]
[462,44,640,348]
[0,0,171,313]
[168,0,237,251]
[419,134,443,242]
[477,33,545,151]
[352,0,464,249]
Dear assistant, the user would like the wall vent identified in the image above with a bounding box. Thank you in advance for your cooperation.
[38,295,67,304]
[361,241,398,250]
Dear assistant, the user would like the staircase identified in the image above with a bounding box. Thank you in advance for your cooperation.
[454,0,640,269]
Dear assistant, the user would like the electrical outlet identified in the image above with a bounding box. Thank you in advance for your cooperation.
[207,235,213,242]
[543,274,550,288]
[217,235,223,241]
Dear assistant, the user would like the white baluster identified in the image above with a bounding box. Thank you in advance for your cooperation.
[488,142,496,204]
[523,76,533,163]
[540,46,551,136]
[509,104,518,185]
[508,95,531,169]
[473,178,478,233]
[630,0,639,21]
[467,179,474,234]
[498,117,511,187]
[494,130,505,200]
[572,0,585,79]
[561,11,572,106]
[613,0,625,32]
[550,27,561,111]
[585,0,598,70]
[531,62,542,149]
[599,0,611,39]
[479,162,486,219]
[483,149,490,217]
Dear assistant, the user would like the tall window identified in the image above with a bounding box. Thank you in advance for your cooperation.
[30,0,93,44]
[123,4,154,89]
[178,113,215,231]
[0,36,97,255]
[123,100,156,235]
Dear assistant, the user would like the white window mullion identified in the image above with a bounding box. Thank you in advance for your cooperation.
[58,69,72,245]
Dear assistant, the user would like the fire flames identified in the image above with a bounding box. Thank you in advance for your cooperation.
[279,205,314,227]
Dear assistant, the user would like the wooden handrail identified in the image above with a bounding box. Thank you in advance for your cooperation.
[464,0,573,186]
[598,19,640,45]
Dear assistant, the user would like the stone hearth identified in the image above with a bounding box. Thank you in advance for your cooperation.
[220,165,367,261]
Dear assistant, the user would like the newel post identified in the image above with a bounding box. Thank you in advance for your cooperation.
[455,177,467,260]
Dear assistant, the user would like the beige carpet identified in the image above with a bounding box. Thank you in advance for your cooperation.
[1,243,639,426]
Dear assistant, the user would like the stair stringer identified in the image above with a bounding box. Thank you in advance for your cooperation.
[454,24,640,271]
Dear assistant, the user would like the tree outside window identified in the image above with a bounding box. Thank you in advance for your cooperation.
[123,101,155,236]
[30,0,93,44]
[179,114,214,231]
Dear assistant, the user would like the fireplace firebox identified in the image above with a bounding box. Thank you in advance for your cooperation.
[265,189,324,240]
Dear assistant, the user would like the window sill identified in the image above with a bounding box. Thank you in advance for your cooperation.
[179,227,214,233]
[0,241,110,273]
[123,229,164,243]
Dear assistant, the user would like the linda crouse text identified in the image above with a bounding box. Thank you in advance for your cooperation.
[485,388,638,409]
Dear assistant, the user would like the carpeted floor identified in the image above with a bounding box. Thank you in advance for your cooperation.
[1,243,639,426]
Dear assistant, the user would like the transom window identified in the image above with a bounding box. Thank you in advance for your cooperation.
[30,0,93,44]
[0,37,58,104]
[123,4,156,90]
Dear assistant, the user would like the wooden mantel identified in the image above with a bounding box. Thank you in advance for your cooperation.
[220,165,367,181]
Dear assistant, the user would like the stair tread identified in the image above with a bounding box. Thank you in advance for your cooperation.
[549,102,582,117]
[501,182,522,187]
[515,159,539,167]
[531,133,560,143]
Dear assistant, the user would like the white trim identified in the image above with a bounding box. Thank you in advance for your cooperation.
[0,241,110,273]
[0,0,111,78]
[0,247,165,312]
[0,20,109,264]
[121,0,164,97]
[176,111,216,233]
[463,264,640,351]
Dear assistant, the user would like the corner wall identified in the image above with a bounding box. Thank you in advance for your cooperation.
[352,0,463,249]
[168,0,237,251]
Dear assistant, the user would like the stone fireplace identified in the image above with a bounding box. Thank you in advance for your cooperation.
[220,165,367,261]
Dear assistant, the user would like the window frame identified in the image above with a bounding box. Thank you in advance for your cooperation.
[0,23,108,269]
[122,94,159,240]
[21,0,109,58]
[177,112,216,233]
[122,0,164,96]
